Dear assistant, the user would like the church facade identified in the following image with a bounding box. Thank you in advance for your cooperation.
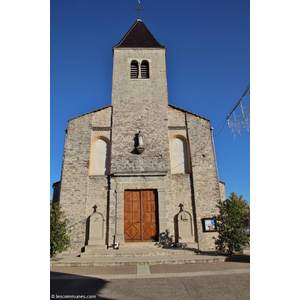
[57,19,226,253]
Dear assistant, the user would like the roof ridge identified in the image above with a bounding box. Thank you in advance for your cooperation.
[137,20,164,48]
[168,104,210,121]
[68,105,112,122]
[114,20,139,48]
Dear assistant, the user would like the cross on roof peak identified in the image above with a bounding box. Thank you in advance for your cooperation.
[133,0,144,19]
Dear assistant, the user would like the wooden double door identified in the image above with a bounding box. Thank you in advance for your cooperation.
[124,190,158,242]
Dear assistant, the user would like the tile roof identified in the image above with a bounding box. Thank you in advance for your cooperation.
[114,19,165,49]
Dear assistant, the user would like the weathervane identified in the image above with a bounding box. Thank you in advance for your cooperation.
[134,0,144,19]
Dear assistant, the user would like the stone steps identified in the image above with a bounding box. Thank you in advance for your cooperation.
[118,242,198,250]
[50,249,231,267]
[49,242,246,268]
[80,249,198,258]
[118,242,162,250]
[51,256,226,267]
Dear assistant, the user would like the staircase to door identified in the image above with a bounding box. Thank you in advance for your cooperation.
[124,190,158,242]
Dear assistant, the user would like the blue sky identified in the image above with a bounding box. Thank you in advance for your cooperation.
[51,0,250,203]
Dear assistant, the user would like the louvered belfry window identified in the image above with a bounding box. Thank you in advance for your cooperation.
[141,61,149,79]
[130,61,139,79]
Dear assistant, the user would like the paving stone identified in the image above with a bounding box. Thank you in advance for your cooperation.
[150,262,250,274]
[51,265,137,275]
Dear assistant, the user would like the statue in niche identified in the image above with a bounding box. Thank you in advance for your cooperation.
[138,131,144,146]
[136,131,145,154]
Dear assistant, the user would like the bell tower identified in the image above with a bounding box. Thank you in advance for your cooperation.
[111,19,169,107]
[110,19,171,174]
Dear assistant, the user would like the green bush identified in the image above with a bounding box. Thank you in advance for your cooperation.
[50,203,70,258]
[213,192,249,255]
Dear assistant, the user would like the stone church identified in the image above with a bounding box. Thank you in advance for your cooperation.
[55,19,226,253]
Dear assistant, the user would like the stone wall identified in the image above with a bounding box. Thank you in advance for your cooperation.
[169,174,194,239]
[59,107,112,252]
[110,49,170,174]
[219,181,226,201]
[166,108,194,239]
[167,106,221,250]
[185,113,221,250]
[59,103,223,252]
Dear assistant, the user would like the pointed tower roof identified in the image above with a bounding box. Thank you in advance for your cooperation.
[114,19,165,49]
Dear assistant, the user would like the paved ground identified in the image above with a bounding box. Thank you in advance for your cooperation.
[51,261,250,299]
[51,272,250,300]
[51,265,137,276]
[150,261,250,273]
[51,248,250,299]
[51,261,249,277]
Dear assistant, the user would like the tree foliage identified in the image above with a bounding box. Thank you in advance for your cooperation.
[213,192,249,255]
[50,203,70,258]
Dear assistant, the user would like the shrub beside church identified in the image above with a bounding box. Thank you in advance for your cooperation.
[50,204,70,258]
[214,192,249,255]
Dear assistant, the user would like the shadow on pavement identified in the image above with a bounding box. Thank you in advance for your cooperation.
[225,254,250,263]
[198,251,250,263]
[50,271,116,300]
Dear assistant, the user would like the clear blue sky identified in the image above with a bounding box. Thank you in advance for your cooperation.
[50,0,250,203]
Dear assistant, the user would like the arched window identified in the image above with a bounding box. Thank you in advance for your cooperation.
[90,138,110,175]
[130,61,139,79]
[170,137,190,174]
[141,60,149,79]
